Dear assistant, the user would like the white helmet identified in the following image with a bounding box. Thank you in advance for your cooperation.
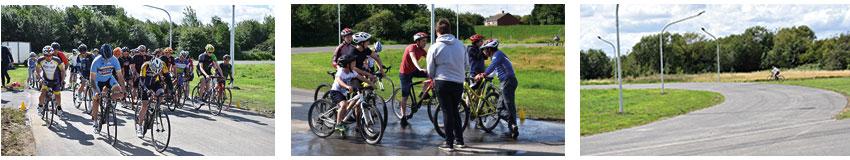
[149,58,164,74]
[352,32,372,44]
[413,32,428,41]
[29,52,37,57]
[480,39,500,49]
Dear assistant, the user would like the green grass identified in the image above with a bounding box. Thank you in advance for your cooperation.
[4,63,276,116]
[580,89,724,136]
[474,25,564,44]
[292,46,565,120]
[771,77,850,119]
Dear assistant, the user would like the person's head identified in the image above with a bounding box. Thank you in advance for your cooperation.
[205,44,215,54]
[179,51,189,59]
[337,54,356,70]
[413,32,428,47]
[29,52,36,58]
[112,47,122,58]
[121,47,130,57]
[50,42,60,52]
[480,39,500,56]
[436,18,451,36]
[470,34,485,47]
[352,32,372,48]
[154,48,163,57]
[77,44,88,54]
[164,47,174,56]
[340,28,354,43]
[137,45,148,55]
[149,58,164,74]
[100,44,113,59]
[223,54,230,63]
[42,45,54,58]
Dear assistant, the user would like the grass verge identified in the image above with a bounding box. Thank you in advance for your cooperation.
[580,89,724,136]
[292,46,564,120]
[474,25,564,44]
[581,69,850,85]
[771,77,850,119]
[2,108,36,156]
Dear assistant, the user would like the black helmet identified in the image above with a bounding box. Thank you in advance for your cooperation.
[78,44,88,52]
[100,44,113,59]
[51,42,60,51]
[337,54,356,67]
[121,47,129,52]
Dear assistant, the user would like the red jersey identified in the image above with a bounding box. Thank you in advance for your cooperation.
[399,44,426,74]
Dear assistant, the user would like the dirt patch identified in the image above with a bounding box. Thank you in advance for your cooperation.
[2,108,36,156]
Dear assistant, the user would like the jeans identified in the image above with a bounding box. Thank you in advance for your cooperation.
[435,80,464,146]
[2,68,9,86]
[500,76,518,126]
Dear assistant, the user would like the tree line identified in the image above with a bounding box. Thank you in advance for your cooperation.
[581,25,850,80]
[1,5,275,60]
[291,4,564,47]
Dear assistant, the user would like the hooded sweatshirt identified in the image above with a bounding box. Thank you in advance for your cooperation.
[426,34,468,83]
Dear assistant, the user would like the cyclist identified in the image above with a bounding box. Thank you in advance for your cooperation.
[398,32,430,126]
[197,44,223,100]
[136,57,166,137]
[349,32,385,82]
[331,54,373,134]
[119,47,133,88]
[36,46,65,116]
[219,55,234,85]
[50,42,70,83]
[174,51,193,98]
[474,39,519,139]
[771,66,781,80]
[69,49,79,90]
[27,52,37,88]
[157,47,176,94]
[332,28,355,68]
[130,45,152,99]
[75,44,95,100]
[90,44,125,132]
[467,34,486,77]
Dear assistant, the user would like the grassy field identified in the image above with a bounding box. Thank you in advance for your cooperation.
[474,25,564,44]
[581,69,850,85]
[580,89,724,136]
[772,77,850,119]
[4,63,276,117]
[1,108,35,156]
[292,46,565,120]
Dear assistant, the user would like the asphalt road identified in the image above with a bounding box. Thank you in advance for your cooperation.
[291,43,554,54]
[580,82,850,156]
[290,89,565,156]
[0,87,275,156]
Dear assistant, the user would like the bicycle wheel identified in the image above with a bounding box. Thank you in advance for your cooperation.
[46,100,55,128]
[83,87,92,114]
[308,99,337,138]
[210,89,224,116]
[430,100,469,138]
[390,88,410,120]
[191,85,202,110]
[150,100,171,153]
[359,97,385,144]
[478,92,501,132]
[171,86,183,111]
[106,101,118,145]
[314,84,330,101]
[225,88,233,110]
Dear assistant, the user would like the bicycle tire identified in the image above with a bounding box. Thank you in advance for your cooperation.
[479,92,500,132]
[430,101,469,138]
[308,99,336,138]
[46,99,55,128]
[106,99,118,145]
[150,98,171,153]
[359,94,385,144]
[390,88,410,120]
[210,88,224,116]
[191,85,202,110]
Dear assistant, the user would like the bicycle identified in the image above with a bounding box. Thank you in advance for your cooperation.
[308,82,386,144]
[767,72,785,81]
[73,79,93,114]
[38,86,58,129]
[390,78,438,122]
[135,84,172,153]
[169,73,191,111]
[191,76,232,115]
[462,76,502,133]
[315,65,396,103]
[93,84,119,145]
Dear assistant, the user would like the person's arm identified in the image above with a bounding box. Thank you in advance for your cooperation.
[332,45,343,68]
[484,53,502,76]
[409,51,424,71]
[370,51,385,75]
[426,47,437,78]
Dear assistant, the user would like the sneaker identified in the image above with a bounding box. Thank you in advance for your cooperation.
[135,124,144,138]
[56,106,62,117]
[438,143,454,152]
[93,123,101,134]
[454,141,466,148]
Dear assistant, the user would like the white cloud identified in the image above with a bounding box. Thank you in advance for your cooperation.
[119,5,272,25]
[432,4,535,17]
[581,4,850,57]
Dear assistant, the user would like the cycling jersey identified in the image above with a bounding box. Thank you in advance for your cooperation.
[119,56,132,80]
[350,47,372,71]
[159,55,175,74]
[174,58,191,74]
[197,53,217,76]
[76,53,94,78]
[37,56,64,81]
[219,63,233,82]
[90,55,121,84]
[140,62,167,82]
[56,51,69,66]
[131,54,151,75]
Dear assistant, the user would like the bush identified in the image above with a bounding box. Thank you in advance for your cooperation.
[237,49,274,60]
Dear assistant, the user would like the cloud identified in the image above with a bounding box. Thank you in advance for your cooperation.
[119,5,273,25]
[581,4,850,57]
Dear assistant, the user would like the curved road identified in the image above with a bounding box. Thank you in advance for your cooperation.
[581,82,850,156]
[291,43,554,54]
[1,88,274,156]
[290,89,564,156]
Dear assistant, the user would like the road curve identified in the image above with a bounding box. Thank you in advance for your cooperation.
[581,82,850,156]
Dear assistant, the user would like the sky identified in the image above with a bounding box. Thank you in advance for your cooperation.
[433,4,535,17]
[53,5,273,25]
[581,4,850,57]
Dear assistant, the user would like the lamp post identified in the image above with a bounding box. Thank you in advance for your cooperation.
[598,36,623,114]
[659,10,704,94]
[701,27,720,83]
[144,5,172,48]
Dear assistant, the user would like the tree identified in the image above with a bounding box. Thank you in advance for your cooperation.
[354,10,401,43]
[580,49,613,79]
[763,25,815,68]
[529,4,564,25]
[181,6,202,27]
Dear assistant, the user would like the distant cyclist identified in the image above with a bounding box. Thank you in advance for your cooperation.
[332,28,355,68]
[771,66,781,80]
[36,46,65,116]
[89,44,125,133]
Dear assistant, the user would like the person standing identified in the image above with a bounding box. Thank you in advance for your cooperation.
[475,39,520,139]
[426,19,468,152]
[1,46,13,87]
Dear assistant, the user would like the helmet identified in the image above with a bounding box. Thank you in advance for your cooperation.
[50,42,60,51]
[337,54,356,67]
[78,44,88,52]
[413,32,428,41]
[112,47,122,57]
[164,47,173,54]
[180,50,190,57]
[29,52,36,57]
[100,44,113,59]
[205,44,215,53]
[223,54,231,60]
[137,45,147,53]
[131,49,138,54]
[470,34,484,43]
[149,58,164,74]
[121,47,129,53]
[42,46,53,55]
[374,41,383,52]
[352,32,371,44]
[340,28,353,37]
[480,39,500,50]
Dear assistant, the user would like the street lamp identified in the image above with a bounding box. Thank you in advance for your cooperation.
[701,27,720,83]
[659,10,704,94]
[144,5,172,48]
[598,35,624,114]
